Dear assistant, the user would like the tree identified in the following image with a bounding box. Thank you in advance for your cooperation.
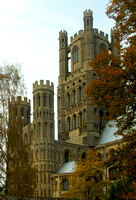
[108,179,136,200]
[0,63,37,196]
[63,150,106,200]
[86,0,136,199]
[86,0,136,136]
[5,108,37,197]
[0,63,26,190]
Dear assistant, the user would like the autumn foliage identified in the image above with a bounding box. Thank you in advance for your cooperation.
[63,150,106,200]
[86,0,136,199]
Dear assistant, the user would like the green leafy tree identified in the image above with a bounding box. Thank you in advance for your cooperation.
[63,150,106,200]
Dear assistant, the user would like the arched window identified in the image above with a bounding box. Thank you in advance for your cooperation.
[43,93,46,106]
[43,122,47,138]
[73,47,79,64]
[99,110,103,126]
[82,152,86,159]
[37,123,41,138]
[49,95,52,108]
[37,94,40,107]
[64,151,69,163]
[87,18,89,25]
[79,112,82,127]
[67,93,71,106]
[68,117,72,131]
[63,179,69,191]
[78,86,82,102]
[109,167,117,180]
[73,90,76,104]
[33,95,35,110]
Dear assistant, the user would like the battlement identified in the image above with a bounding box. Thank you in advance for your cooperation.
[9,96,30,105]
[70,30,84,42]
[59,30,67,37]
[93,28,108,39]
[111,27,119,34]
[33,80,54,92]
[84,9,93,17]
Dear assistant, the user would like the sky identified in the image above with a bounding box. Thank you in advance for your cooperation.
[0,0,115,137]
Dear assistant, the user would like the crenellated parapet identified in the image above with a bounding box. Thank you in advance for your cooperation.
[33,80,54,93]
[9,96,30,106]
[94,28,108,40]
[70,30,84,43]
[84,9,93,17]
[111,27,119,35]
[59,30,67,37]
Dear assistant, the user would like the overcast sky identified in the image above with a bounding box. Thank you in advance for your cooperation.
[0,0,115,137]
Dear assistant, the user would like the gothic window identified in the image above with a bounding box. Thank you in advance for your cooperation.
[64,151,69,163]
[78,86,82,102]
[67,93,71,106]
[82,152,86,159]
[58,120,61,133]
[109,167,117,180]
[68,117,72,131]
[37,94,40,107]
[73,90,76,104]
[99,110,103,126]
[37,123,41,138]
[87,18,89,25]
[49,95,52,108]
[33,95,35,110]
[27,110,30,122]
[62,38,64,45]
[43,123,47,138]
[79,112,82,127]
[63,179,69,191]
[58,96,60,110]
[50,123,54,139]
[43,94,46,106]
[21,108,24,119]
[73,46,79,64]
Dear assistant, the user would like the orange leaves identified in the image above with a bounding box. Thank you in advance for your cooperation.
[63,150,106,200]
[106,0,136,43]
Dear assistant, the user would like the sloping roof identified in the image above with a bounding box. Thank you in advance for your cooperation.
[98,120,122,145]
[56,161,77,173]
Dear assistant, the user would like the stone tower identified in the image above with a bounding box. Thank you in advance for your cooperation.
[57,9,110,146]
[8,96,31,140]
[31,80,55,197]
[110,27,119,56]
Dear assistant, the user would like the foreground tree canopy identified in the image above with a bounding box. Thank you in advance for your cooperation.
[0,63,36,196]
[63,150,106,200]
[86,0,136,199]
[86,0,136,135]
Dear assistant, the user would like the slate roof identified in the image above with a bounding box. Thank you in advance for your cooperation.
[98,120,122,145]
[56,161,77,173]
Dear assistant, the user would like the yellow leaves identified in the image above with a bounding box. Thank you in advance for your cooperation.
[63,150,106,200]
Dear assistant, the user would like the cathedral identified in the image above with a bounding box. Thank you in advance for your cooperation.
[9,9,121,198]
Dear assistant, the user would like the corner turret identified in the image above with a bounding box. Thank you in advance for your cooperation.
[110,27,120,56]
[59,30,68,84]
[84,9,93,31]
